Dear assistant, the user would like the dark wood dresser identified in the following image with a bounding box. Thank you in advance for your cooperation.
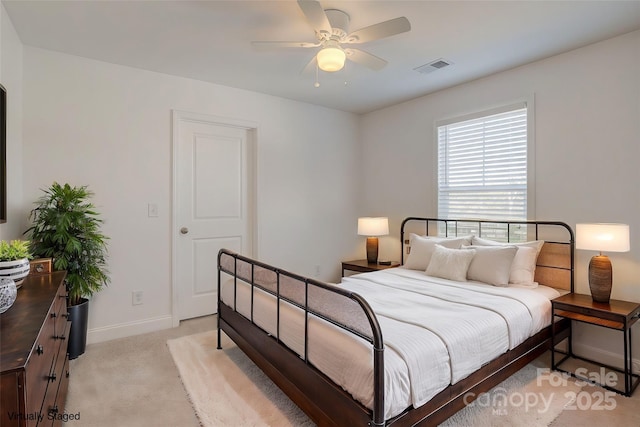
[1,271,70,427]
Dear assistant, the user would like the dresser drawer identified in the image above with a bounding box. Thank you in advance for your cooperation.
[53,286,67,325]
[24,311,57,426]
[42,344,68,425]
[52,293,69,360]
[47,356,70,427]
[48,291,70,427]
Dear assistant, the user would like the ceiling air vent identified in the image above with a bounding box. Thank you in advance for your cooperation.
[414,58,452,74]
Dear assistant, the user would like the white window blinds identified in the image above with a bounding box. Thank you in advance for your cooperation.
[437,105,528,221]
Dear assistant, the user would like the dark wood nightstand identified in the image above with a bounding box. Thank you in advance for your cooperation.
[551,293,640,396]
[341,259,400,277]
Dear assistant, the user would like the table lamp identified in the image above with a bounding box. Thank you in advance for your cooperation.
[358,217,389,264]
[576,223,630,303]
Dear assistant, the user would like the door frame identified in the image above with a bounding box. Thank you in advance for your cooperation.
[171,110,258,327]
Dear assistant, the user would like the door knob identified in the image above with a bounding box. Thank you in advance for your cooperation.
[180,227,189,235]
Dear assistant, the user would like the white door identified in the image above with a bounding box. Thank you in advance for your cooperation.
[173,111,254,321]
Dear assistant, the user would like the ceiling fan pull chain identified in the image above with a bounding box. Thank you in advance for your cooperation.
[314,62,320,88]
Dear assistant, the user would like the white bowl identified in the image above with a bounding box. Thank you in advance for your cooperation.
[0,278,17,314]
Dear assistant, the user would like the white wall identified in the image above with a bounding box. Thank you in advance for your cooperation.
[0,3,23,240]
[20,47,362,343]
[361,30,640,367]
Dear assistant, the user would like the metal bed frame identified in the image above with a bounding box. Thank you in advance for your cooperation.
[217,217,575,426]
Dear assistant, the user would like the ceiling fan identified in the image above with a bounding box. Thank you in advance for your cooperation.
[252,0,411,73]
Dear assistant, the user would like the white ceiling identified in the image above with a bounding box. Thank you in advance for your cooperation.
[4,1,640,114]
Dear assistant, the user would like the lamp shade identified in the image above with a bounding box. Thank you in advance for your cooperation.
[317,44,346,72]
[576,223,630,252]
[358,217,389,236]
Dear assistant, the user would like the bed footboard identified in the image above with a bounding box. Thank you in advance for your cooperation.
[217,249,386,426]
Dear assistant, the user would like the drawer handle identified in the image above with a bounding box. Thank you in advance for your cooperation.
[56,334,67,341]
[49,405,59,416]
[51,312,57,318]
[36,345,44,355]
[48,372,57,382]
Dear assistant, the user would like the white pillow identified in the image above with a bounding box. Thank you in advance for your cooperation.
[426,245,476,282]
[509,246,539,287]
[471,236,544,286]
[462,245,518,286]
[404,234,473,270]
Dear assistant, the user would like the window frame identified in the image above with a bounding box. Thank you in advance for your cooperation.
[433,99,536,224]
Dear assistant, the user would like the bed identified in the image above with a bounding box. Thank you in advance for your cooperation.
[216,218,574,426]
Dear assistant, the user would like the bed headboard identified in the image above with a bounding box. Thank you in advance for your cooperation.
[400,217,574,293]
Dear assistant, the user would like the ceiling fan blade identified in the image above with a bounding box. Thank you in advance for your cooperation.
[345,48,388,71]
[297,0,332,35]
[345,17,411,44]
[251,41,319,49]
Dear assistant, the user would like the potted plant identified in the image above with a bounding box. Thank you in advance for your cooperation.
[0,240,31,313]
[25,182,109,359]
[0,239,32,286]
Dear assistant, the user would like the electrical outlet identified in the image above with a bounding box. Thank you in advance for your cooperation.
[132,291,143,306]
[148,203,158,217]
[314,265,321,277]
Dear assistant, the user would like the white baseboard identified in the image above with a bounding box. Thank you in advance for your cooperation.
[572,341,640,374]
[86,315,174,345]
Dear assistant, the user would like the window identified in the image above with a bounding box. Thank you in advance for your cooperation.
[436,103,530,240]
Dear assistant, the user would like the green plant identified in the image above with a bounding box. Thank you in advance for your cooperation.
[0,240,32,261]
[25,182,109,305]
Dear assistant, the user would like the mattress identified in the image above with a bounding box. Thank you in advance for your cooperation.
[220,267,560,420]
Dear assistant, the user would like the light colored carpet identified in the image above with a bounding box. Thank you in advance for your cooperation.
[168,331,586,427]
[66,316,214,427]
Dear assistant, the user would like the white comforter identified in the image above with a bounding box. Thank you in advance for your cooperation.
[221,268,558,419]
[340,269,556,408]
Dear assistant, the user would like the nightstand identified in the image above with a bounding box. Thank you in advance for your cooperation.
[551,293,640,396]
[341,259,400,277]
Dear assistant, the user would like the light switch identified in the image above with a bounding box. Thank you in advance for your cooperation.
[148,203,158,217]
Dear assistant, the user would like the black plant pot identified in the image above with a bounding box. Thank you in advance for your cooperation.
[67,298,89,360]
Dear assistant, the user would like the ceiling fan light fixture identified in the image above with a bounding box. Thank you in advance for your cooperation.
[252,2,411,74]
[317,45,346,72]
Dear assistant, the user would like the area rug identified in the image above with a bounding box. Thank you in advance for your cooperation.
[168,330,583,426]
[168,330,314,427]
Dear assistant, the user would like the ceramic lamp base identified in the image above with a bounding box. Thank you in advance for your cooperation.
[589,255,612,303]
[366,237,379,264]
